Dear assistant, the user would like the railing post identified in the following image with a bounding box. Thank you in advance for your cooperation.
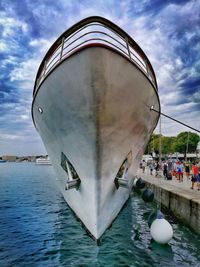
[60,37,65,61]
[145,59,150,77]
[43,60,47,76]
[36,78,40,89]
[125,37,131,59]
[145,60,156,86]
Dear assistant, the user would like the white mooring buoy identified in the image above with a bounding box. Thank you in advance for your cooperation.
[150,217,173,244]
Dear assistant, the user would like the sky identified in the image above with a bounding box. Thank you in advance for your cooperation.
[0,0,199,155]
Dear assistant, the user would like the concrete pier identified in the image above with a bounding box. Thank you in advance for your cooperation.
[137,169,200,234]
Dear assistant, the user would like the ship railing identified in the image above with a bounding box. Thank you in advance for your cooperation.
[33,16,157,95]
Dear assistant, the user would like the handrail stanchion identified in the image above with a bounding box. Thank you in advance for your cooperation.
[60,37,65,61]
[125,37,131,60]
[145,59,150,78]
[36,78,40,89]
[146,59,153,83]
[43,60,47,76]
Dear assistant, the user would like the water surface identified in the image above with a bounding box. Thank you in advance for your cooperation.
[0,163,200,267]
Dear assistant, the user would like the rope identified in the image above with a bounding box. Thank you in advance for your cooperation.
[150,106,200,134]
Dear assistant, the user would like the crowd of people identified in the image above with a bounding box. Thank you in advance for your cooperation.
[140,159,200,191]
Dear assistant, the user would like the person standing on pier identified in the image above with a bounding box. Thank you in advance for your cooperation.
[177,161,184,182]
[185,163,190,180]
[142,160,146,173]
[172,161,177,178]
[198,162,200,191]
[155,161,160,177]
[167,160,173,180]
[149,162,154,175]
[191,162,199,190]
[163,161,168,179]
[168,160,173,174]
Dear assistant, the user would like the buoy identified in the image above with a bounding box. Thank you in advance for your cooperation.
[150,217,173,244]
[135,178,145,189]
[142,188,154,202]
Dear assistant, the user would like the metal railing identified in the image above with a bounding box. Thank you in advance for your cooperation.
[33,16,157,96]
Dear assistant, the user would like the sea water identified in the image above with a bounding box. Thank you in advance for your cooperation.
[0,163,200,267]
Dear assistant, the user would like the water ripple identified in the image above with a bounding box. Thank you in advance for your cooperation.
[0,163,200,267]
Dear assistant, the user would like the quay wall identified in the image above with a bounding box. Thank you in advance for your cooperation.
[143,180,200,235]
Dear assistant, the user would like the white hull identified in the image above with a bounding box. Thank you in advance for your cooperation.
[32,46,159,239]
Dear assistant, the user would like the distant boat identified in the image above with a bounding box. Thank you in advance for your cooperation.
[35,157,52,165]
[32,16,160,240]
[0,160,6,163]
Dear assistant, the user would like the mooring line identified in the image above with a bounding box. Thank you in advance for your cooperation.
[150,106,200,134]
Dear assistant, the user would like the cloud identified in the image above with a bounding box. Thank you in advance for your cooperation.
[0,0,199,155]
[0,133,22,141]
[0,11,28,37]
[126,0,200,136]
[9,57,40,86]
[0,41,8,52]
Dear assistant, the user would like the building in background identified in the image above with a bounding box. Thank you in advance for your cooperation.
[2,155,17,162]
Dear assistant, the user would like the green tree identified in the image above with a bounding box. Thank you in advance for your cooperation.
[161,136,176,155]
[174,132,199,156]
[145,134,160,154]
[145,132,199,157]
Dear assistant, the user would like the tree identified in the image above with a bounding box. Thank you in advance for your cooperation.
[145,132,199,157]
[145,134,160,154]
[174,132,199,157]
[161,136,176,155]
[145,134,176,155]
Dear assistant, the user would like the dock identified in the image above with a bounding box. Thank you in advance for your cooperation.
[137,169,200,234]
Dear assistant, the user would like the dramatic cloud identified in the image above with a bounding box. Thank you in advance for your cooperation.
[0,0,199,155]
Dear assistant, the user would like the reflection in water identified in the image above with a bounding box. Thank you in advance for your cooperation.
[0,163,200,267]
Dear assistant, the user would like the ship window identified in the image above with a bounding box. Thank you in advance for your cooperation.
[61,152,79,180]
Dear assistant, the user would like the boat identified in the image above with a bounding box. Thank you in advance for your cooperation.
[35,157,52,165]
[0,160,6,163]
[32,16,160,240]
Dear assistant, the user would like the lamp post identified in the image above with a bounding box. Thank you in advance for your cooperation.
[185,132,189,162]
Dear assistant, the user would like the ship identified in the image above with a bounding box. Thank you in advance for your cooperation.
[35,157,52,165]
[32,16,160,241]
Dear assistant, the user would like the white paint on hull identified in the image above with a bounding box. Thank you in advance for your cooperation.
[32,47,159,239]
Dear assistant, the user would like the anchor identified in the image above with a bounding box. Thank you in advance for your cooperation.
[61,152,81,190]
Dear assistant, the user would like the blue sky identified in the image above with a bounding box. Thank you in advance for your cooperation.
[0,0,199,155]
